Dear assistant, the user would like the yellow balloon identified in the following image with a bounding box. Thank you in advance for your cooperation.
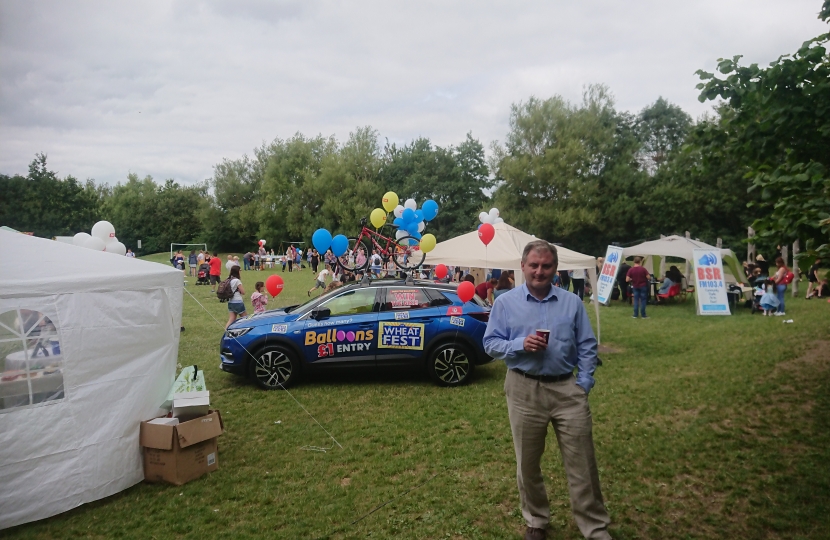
[382,191,399,213]
[370,208,388,229]
[419,233,436,253]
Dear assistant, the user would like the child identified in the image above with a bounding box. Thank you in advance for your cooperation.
[759,279,780,316]
[251,282,268,314]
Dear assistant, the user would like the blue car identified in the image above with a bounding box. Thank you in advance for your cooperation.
[220,279,493,388]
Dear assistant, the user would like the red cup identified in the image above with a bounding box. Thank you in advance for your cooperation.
[536,329,550,343]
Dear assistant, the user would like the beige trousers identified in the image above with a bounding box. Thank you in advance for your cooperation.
[505,369,612,539]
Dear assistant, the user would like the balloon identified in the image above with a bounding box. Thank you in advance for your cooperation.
[488,208,500,221]
[312,229,333,253]
[404,198,417,211]
[393,217,404,228]
[105,240,127,256]
[414,209,424,222]
[265,275,284,297]
[406,221,419,235]
[478,223,495,245]
[331,235,349,257]
[83,236,106,251]
[495,217,504,224]
[479,211,489,224]
[395,229,408,240]
[434,264,448,279]
[91,221,116,241]
[419,233,436,253]
[422,200,439,221]
[457,281,475,303]
[370,208,388,228]
[410,231,422,240]
[393,205,405,219]
[402,208,415,223]
[382,191,399,213]
[417,221,425,233]
[73,232,91,246]
[260,239,266,246]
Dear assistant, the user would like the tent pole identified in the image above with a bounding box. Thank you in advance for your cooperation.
[588,266,600,345]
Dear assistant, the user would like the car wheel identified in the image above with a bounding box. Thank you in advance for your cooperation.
[249,345,300,389]
[427,342,474,387]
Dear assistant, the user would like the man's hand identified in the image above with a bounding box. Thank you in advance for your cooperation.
[523,334,548,353]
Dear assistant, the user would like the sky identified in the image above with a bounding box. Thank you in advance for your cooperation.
[1,0,827,186]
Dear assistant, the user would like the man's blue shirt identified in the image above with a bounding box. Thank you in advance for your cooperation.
[483,283,598,394]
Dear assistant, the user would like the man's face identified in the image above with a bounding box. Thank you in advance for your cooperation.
[521,249,557,291]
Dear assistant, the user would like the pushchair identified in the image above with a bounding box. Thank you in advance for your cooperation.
[196,263,211,285]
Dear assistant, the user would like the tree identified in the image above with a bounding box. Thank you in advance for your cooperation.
[696,1,830,258]
[637,97,693,173]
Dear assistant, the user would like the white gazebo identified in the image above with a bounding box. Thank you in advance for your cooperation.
[621,235,745,286]
[423,222,603,341]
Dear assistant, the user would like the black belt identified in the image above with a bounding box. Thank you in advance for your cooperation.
[511,368,573,383]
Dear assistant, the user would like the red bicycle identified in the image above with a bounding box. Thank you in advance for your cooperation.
[339,217,425,272]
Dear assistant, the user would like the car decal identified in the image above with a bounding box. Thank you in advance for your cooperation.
[449,316,465,327]
[446,306,463,316]
[271,324,288,333]
[305,328,374,346]
[389,289,420,308]
[394,311,410,320]
[378,322,424,350]
[307,318,353,328]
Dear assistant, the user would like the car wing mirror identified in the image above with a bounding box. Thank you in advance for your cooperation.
[311,308,331,320]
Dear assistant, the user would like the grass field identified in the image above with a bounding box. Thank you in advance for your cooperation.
[6,253,830,539]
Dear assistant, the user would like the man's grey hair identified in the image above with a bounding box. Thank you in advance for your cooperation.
[522,240,558,266]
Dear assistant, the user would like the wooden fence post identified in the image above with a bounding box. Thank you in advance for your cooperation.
[747,227,755,263]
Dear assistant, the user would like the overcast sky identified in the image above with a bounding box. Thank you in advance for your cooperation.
[1,0,826,186]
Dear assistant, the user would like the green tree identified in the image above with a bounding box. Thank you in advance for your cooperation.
[696,1,830,258]
[637,97,693,173]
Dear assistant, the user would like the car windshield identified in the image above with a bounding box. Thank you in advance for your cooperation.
[283,287,342,314]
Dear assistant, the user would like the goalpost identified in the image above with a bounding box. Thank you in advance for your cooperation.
[170,243,208,260]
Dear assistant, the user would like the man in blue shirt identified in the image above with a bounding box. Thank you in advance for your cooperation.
[484,240,611,540]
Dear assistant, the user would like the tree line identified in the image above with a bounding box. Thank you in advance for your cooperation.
[2,1,826,260]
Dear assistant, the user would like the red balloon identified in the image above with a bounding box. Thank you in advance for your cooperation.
[434,264,448,279]
[478,223,495,245]
[266,275,284,297]
[457,281,475,303]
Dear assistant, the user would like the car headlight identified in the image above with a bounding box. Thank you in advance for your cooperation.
[225,327,252,338]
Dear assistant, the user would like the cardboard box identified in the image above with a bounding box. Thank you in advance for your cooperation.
[140,410,224,485]
[172,390,210,421]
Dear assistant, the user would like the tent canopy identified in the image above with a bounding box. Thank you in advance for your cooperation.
[0,230,183,529]
[622,235,745,285]
[424,222,597,271]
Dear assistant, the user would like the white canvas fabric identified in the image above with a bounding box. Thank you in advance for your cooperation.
[0,230,183,529]
[423,222,602,342]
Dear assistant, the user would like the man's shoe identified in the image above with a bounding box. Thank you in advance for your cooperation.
[524,527,546,540]
[642,316,649,319]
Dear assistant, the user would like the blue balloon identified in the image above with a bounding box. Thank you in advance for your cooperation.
[331,235,349,257]
[406,221,419,235]
[422,200,439,221]
[402,208,415,223]
[312,229,332,254]
[393,217,404,228]
[414,209,424,222]
[477,223,483,230]
[411,231,422,240]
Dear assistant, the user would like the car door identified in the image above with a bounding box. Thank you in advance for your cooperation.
[302,287,379,366]
[375,286,441,365]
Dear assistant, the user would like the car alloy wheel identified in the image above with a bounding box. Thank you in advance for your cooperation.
[250,345,299,389]
[428,343,474,387]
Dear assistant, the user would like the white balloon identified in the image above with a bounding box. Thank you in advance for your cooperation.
[479,212,489,224]
[417,221,425,232]
[105,240,127,256]
[393,205,405,219]
[489,208,500,220]
[495,217,504,224]
[73,232,91,246]
[83,236,106,251]
[395,229,407,239]
[260,239,266,245]
[91,221,116,241]
[404,198,417,211]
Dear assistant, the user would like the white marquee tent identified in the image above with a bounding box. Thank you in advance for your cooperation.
[0,230,183,529]
[423,222,603,341]
[621,235,745,285]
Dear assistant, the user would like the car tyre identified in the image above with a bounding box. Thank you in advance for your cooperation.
[250,345,300,390]
[427,342,474,387]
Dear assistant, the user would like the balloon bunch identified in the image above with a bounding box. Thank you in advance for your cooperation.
[72,221,127,255]
[477,207,502,246]
[311,229,350,257]
[377,191,439,252]
[258,239,267,249]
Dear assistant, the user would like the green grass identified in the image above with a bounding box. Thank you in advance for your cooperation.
[6,253,830,539]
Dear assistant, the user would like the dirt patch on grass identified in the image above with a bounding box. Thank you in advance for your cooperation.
[598,343,624,354]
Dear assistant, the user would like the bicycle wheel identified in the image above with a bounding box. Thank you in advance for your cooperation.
[392,236,426,271]
[339,237,371,272]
